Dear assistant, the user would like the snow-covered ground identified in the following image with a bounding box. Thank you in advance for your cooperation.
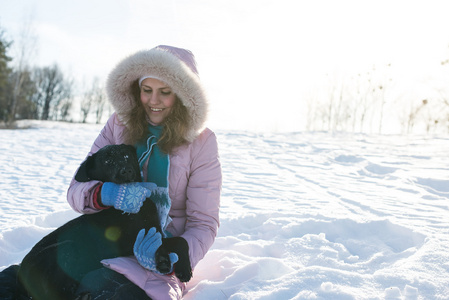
[1,121,448,299]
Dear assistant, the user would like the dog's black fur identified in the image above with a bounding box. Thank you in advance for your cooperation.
[2,144,191,300]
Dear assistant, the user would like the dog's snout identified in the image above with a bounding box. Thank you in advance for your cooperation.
[120,167,135,180]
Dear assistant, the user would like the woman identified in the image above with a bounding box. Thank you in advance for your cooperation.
[67,45,222,299]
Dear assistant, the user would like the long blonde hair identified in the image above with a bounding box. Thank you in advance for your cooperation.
[121,81,190,154]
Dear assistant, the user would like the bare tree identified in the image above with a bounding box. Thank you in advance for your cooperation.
[374,72,390,133]
[80,82,93,123]
[441,49,449,132]
[80,77,106,123]
[6,12,38,125]
[31,64,72,120]
[9,68,37,119]
[56,96,73,121]
[349,73,367,132]
[305,63,395,134]
[93,80,107,124]
[405,99,428,134]
[304,89,320,131]
[431,87,449,133]
[325,73,337,131]
[358,69,377,133]
[54,76,74,122]
[0,27,12,124]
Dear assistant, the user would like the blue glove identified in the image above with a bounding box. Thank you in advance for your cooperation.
[100,182,156,213]
[133,228,179,274]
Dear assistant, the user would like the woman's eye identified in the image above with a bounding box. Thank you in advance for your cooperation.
[143,89,152,93]
[161,90,172,95]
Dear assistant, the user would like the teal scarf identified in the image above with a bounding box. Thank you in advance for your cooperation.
[136,125,171,236]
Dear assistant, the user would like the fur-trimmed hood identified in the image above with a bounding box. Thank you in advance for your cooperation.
[106,46,208,142]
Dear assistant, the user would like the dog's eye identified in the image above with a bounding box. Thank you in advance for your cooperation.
[104,159,112,165]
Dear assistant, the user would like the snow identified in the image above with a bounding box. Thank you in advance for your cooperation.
[1,121,449,299]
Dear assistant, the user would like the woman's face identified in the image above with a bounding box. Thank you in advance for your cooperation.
[140,78,176,125]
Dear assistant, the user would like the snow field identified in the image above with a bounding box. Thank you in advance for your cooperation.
[1,121,448,299]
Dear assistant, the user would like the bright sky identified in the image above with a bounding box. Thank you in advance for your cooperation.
[1,0,449,132]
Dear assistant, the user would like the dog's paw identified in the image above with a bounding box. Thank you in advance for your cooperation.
[174,260,192,282]
[155,247,172,274]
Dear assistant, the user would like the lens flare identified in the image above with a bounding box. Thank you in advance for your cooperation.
[105,226,121,242]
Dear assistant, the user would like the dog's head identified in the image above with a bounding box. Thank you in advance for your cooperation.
[75,144,142,183]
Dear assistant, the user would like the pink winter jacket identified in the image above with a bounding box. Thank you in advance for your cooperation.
[67,113,222,298]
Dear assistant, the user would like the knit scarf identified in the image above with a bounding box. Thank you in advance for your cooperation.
[135,125,171,236]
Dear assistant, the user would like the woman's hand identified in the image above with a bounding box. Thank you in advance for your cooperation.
[133,228,179,274]
[100,182,156,213]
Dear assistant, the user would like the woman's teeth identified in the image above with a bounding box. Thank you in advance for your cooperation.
[151,108,163,112]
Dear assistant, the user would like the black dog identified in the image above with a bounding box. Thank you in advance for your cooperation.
[8,144,191,300]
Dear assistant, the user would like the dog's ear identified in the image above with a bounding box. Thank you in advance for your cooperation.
[75,155,95,182]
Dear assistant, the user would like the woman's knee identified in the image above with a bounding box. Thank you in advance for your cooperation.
[77,268,150,300]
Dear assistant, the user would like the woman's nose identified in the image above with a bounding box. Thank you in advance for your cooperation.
[149,93,160,105]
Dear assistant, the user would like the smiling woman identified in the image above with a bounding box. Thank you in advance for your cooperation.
[139,77,177,126]
[64,45,222,299]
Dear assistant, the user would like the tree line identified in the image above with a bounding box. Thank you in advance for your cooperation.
[1,22,448,134]
[0,25,107,128]
[305,61,449,135]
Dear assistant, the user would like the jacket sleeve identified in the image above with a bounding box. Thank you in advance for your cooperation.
[181,131,222,268]
[67,114,124,214]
